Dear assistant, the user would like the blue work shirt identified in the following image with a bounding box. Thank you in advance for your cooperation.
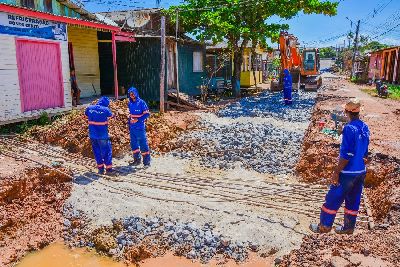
[340,119,370,175]
[128,87,150,131]
[85,103,113,140]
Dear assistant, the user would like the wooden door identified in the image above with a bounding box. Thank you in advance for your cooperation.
[16,39,64,112]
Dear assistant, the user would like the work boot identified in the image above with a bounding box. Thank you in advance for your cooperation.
[309,223,332,233]
[129,157,141,166]
[106,169,117,177]
[334,226,354,235]
[143,154,151,167]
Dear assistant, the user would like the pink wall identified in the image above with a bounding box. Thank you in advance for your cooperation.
[368,52,382,80]
[16,39,64,112]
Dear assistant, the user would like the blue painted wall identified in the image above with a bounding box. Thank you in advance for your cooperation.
[178,42,206,96]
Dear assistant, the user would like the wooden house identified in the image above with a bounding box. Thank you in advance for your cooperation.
[368,46,400,83]
[207,42,265,88]
[98,9,207,102]
[0,0,123,125]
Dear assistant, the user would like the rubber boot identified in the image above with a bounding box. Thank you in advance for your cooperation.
[129,157,141,166]
[106,168,117,177]
[143,154,151,167]
[309,223,332,233]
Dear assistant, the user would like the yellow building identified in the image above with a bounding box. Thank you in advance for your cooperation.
[67,26,101,98]
[206,42,266,87]
[240,46,264,87]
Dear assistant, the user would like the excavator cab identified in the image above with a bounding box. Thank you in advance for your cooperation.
[300,48,322,91]
[302,49,320,74]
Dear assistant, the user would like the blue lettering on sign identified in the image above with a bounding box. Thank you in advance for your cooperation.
[0,12,66,41]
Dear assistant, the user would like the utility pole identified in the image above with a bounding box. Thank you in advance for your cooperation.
[160,16,166,113]
[175,9,180,104]
[351,20,361,79]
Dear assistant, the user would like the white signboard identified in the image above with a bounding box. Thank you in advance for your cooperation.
[0,12,67,41]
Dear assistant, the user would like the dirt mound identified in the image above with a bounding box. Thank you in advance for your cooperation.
[28,99,199,158]
[279,226,400,267]
[0,167,72,267]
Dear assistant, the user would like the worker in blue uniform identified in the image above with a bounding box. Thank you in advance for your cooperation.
[85,97,114,175]
[310,98,370,234]
[128,87,151,166]
[283,69,293,105]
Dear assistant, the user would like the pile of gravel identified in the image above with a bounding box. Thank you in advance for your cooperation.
[117,216,251,263]
[171,91,316,175]
[218,91,315,122]
[63,203,251,263]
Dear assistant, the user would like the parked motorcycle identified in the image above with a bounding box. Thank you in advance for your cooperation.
[375,79,389,98]
[379,84,389,98]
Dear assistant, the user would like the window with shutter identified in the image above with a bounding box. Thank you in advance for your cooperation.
[193,51,203,72]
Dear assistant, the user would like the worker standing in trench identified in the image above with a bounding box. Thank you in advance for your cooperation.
[310,98,370,234]
[283,69,293,105]
[85,97,115,175]
[128,87,151,167]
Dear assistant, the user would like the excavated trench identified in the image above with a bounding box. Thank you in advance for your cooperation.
[281,78,400,267]
[0,166,72,266]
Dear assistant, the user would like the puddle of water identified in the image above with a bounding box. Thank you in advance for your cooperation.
[17,242,273,267]
[17,242,133,267]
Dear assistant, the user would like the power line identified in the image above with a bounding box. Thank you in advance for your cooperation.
[370,21,400,40]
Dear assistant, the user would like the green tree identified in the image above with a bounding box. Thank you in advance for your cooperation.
[167,0,338,96]
[319,47,336,58]
[361,41,388,52]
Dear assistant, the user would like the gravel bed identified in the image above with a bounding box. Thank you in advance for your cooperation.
[171,91,316,175]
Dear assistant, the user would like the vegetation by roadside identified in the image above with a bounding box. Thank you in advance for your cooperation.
[361,85,400,101]
[0,112,52,134]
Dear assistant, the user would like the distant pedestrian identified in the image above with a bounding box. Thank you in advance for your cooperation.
[85,97,115,175]
[70,69,81,106]
[310,98,370,234]
[283,69,292,105]
[128,87,151,166]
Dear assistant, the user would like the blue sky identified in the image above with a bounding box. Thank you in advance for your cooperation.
[85,0,400,48]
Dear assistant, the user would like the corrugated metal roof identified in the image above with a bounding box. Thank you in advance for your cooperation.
[370,46,400,54]
[56,0,95,20]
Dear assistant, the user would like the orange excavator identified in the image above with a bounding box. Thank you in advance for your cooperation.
[271,31,322,91]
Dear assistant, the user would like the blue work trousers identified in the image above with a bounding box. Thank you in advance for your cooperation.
[283,86,292,105]
[91,139,113,170]
[320,173,366,230]
[130,128,151,165]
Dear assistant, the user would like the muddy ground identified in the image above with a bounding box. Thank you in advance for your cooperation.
[281,75,400,267]
[0,154,72,266]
